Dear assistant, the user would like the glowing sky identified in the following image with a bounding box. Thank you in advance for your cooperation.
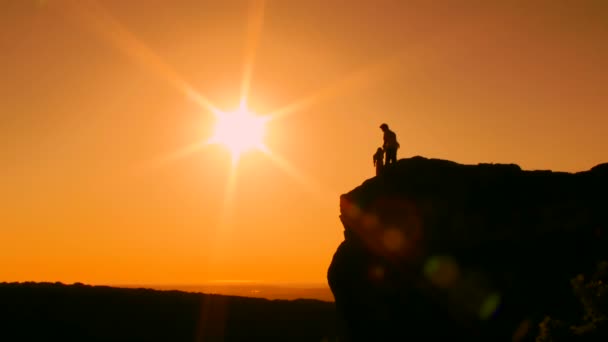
[1,0,607,285]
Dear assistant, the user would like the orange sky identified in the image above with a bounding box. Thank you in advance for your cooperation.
[1,0,607,286]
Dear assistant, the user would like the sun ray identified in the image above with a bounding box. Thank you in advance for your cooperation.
[151,140,212,169]
[206,155,239,264]
[68,0,220,116]
[266,54,404,122]
[258,147,337,208]
[64,0,230,170]
[239,0,266,109]
[266,31,450,123]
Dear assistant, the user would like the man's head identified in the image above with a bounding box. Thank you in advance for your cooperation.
[380,123,389,131]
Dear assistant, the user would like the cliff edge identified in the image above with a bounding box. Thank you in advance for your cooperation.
[328,156,608,341]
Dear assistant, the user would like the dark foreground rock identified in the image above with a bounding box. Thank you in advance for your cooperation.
[0,282,337,341]
[328,156,608,341]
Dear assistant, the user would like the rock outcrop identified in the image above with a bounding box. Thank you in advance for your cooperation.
[328,156,608,341]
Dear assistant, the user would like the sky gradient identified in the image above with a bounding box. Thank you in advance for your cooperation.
[1,0,607,286]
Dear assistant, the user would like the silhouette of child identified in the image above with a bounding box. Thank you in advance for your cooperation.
[373,147,384,176]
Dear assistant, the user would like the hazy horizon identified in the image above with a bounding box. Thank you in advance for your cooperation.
[123,282,334,301]
[6,280,335,302]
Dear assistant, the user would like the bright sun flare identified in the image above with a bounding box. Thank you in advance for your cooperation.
[208,107,268,163]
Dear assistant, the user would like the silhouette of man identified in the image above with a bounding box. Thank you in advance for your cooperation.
[373,147,384,176]
[380,123,399,166]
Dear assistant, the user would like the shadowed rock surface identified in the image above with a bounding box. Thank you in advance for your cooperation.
[328,156,608,341]
[0,282,337,341]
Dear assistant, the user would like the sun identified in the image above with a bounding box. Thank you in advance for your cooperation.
[208,107,268,163]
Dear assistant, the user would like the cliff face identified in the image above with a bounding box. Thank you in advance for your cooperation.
[328,156,608,341]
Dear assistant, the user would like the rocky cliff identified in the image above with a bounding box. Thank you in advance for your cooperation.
[328,156,608,341]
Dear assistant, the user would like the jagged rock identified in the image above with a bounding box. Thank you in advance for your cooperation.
[328,156,608,341]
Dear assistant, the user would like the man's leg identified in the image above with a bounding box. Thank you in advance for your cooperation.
[388,149,397,165]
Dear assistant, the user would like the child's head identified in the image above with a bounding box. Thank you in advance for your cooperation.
[376,147,383,154]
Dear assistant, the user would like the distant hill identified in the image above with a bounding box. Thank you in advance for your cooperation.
[328,156,608,341]
[118,283,334,302]
[0,282,337,341]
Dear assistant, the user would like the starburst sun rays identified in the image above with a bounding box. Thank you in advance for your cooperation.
[70,0,414,229]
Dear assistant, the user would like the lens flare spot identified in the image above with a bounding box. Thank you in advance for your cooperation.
[369,264,385,281]
[479,292,501,320]
[344,203,361,220]
[512,319,532,342]
[361,214,380,230]
[423,256,460,288]
[382,228,405,252]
